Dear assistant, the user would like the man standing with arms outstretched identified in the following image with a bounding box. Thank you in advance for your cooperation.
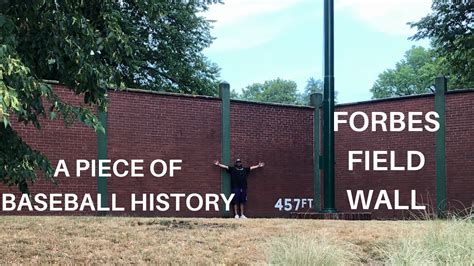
[213,159,264,219]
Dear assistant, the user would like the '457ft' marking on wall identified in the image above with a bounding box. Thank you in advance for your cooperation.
[274,198,313,211]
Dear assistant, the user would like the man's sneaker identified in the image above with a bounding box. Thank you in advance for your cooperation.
[234,214,240,219]
[240,214,248,219]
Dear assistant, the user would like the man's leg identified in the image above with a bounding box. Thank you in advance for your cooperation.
[239,188,248,219]
[233,204,239,217]
[231,188,241,218]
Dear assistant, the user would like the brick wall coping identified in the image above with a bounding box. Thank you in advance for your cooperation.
[43,79,473,110]
[336,89,474,108]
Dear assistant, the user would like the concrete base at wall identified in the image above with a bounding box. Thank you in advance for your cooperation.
[290,212,372,220]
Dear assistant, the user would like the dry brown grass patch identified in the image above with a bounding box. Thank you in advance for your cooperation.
[0,216,461,264]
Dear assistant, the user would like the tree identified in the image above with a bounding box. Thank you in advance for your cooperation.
[299,77,339,104]
[240,78,299,105]
[236,77,335,105]
[372,2,473,99]
[299,77,322,104]
[409,1,474,89]
[371,46,445,99]
[230,89,240,99]
[0,1,220,192]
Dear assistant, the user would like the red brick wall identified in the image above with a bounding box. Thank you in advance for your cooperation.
[334,96,437,219]
[3,86,98,215]
[1,85,473,218]
[230,101,314,217]
[445,92,474,214]
[106,90,222,217]
[333,92,474,218]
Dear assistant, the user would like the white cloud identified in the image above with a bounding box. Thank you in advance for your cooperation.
[207,16,295,52]
[202,0,309,52]
[202,0,306,26]
[203,0,432,52]
[335,0,432,35]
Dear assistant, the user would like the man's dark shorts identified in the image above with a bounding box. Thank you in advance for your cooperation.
[231,188,247,204]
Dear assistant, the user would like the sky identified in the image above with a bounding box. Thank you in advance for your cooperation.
[201,0,432,104]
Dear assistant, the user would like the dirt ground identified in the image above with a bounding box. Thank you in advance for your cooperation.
[0,216,435,264]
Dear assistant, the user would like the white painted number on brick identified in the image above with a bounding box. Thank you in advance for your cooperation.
[274,198,313,211]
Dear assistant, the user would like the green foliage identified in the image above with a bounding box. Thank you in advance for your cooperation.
[370,46,469,99]
[409,1,474,89]
[298,77,322,104]
[0,0,220,191]
[304,77,323,95]
[372,2,473,99]
[235,77,335,105]
[0,126,55,193]
[299,77,338,105]
[230,89,240,99]
[240,78,300,105]
[371,46,444,99]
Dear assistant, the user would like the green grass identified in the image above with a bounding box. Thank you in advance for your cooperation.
[265,215,473,265]
[380,217,473,265]
[266,235,360,265]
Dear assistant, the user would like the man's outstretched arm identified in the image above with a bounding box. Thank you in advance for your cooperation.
[213,160,229,169]
[250,162,265,170]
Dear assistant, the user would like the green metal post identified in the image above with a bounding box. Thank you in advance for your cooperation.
[435,77,447,218]
[97,110,108,214]
[219,82,231,217]
[310,93,323,211]
[322,0,336,212]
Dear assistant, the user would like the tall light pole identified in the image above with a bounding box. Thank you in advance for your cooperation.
[322,0,336,212]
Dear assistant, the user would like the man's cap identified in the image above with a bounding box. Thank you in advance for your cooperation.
[235,158,242,162]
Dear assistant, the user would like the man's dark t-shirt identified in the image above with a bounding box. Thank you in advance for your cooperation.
[227,167,251,189]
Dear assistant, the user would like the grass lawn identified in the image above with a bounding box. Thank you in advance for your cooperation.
[0,216,472,264]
